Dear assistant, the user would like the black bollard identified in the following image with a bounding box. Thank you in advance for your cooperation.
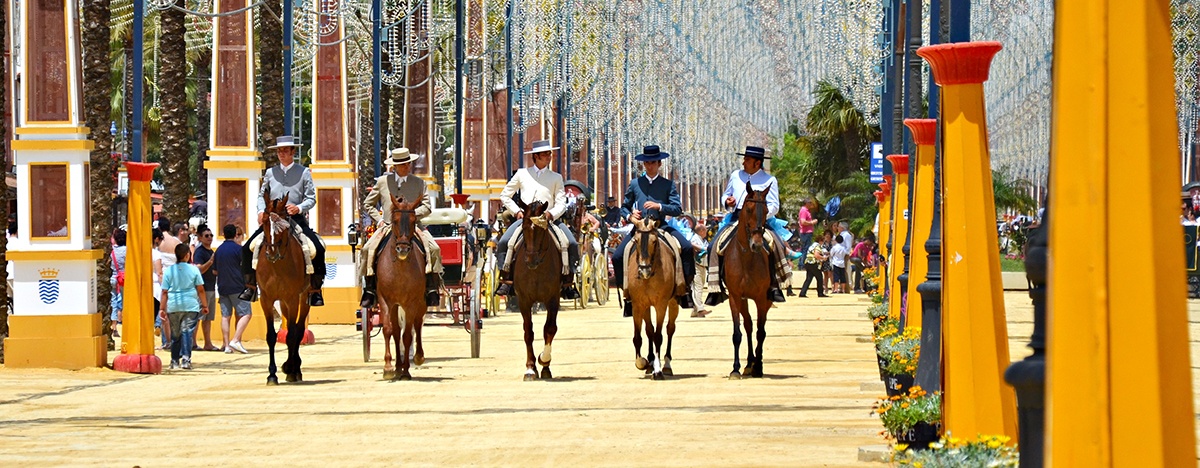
[1003,202,1047,467]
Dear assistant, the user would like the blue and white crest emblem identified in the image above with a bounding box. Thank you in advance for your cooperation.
[38,269,60,305]
[325,263,337,281]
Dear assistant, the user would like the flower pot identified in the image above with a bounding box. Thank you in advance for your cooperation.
[884,373,914,397]
[876,355,888,381]
[895,422,941,450]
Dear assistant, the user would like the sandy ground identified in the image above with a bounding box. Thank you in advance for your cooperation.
[0,291,1197,467]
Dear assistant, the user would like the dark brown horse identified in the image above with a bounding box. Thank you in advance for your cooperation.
[625,217,680,380]
[257,191,312,385]
[375,195,427,380]
[724,182,774,379]
[512,200,563,381]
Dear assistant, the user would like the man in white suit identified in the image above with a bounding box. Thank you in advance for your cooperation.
[493,140,580,299]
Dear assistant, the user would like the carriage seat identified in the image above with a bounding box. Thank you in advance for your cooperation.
[420,208,469,226]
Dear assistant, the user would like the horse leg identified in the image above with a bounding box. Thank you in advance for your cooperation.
[539,300,559,379]
[399,307,414,381]
[285,320,304,382]
[632,301,647,371]
[751,301,769,378]
[522,310,537,381]
[380,299,395,380]
[740,303,756,377]
[662,300,679,376]
[729,298,744,380]
[651,301,668,380]
[413,311,425,367]
[642,307,657,375]
[263,296,279,386]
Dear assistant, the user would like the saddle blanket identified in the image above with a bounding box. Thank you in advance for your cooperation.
[713,221,777,256]
[504,222,570,275]
[250,223,322,274]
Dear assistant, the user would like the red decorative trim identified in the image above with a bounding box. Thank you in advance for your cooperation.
[904,119,938,146]
[918,41,1003,86]
[874,190,886,203]
[449,193,471,207]
[879,180,892,196]
[276,328,316,345]
[113,353,162,374]
[124,162,161,182]
[886,154,911,175]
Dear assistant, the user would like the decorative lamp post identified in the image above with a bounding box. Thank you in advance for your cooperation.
[885,154,910,326]
[903,119,937,329]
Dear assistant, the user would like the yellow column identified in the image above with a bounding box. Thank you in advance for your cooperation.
[112,162,162,374]
[1045,1,1196,465]
[903,119,937,329]
[918,41,1017,439]
[885,155,910,323]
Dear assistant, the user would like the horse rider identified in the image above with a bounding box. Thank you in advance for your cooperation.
[357,148,444,308]
[703,145,790,306]
[492,139,581,300]
[239,136,327,306]
[612,145,696,317]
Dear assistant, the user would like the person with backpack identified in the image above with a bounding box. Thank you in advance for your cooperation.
[110,228,127,338]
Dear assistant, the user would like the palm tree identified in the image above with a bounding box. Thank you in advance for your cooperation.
[0,0,9,346]
[805,80,880,173]
[85,0,116,345]
[992,168,1037,214]
[158,1,190,224]
[259,0,284,167]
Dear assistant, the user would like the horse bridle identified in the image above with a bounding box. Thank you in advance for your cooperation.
[635,220,660,275]
[522,206,551,270]
[738,195,768,253]
[392,207,417,260]
[264,210,293,264]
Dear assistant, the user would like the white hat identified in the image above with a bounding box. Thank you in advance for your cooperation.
[384,147,421,166]
[523,139,559,155]
[267,136,302,149]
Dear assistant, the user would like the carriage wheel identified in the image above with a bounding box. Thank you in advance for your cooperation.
[360,307,371,362]
[1189,276,1200,299]
[593,251,609,306]
[575,253,590,309]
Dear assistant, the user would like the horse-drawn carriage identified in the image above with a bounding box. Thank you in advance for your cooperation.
[356,206,484,361]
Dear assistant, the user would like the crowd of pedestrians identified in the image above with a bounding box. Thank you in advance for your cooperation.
[108,203,254,371]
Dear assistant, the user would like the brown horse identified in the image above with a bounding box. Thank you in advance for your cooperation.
[625,217,680,380]
[257,191,312,385]
[375,195,427,380]
[724,182,774,379]
[511,200,563,381]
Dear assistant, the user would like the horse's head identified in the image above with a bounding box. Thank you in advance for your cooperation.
[389,194,419,261]
[738,181,770,253]
[517,199,551,270]
[632,217,662,279]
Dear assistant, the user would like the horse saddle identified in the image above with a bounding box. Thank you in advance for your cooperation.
[249,222,320,274]
[712,221,775,257]
[621,229,686,290]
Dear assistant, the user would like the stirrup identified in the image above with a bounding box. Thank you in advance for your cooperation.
[768,288,786,303]
[359,290,377,308]
[239,287,258,302]
[309,290,325,307]
[677,294,695,309]
[704,291,727,307]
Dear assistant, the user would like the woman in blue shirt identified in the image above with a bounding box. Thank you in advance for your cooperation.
[160,243,209,370]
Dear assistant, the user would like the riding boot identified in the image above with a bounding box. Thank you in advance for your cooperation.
[494,270,513,296]
[560,274,581,300]
[239,272,258,302]
[676,289,696,309]
[623,297,633,318]
[767,278,786,303]
[359,276,378,308]
[309,277,325,307]
[425,273,442,306]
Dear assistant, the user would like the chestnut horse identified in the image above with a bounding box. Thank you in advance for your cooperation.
[511,200,563,381]
[724,182,774,379]
[257,190,312,385]
[375,196,427,380]
[625,217,680,380]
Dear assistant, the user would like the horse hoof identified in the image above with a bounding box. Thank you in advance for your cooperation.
[285,373,298,383]
[652,372,665,381]
[752,367,764,378]
[635,357,648,370]
[267,376,279,386]
[742,365,755,377]
[537,353,551,367]
[383,370,396,380]
[645,366,653,375]
[728,371,743,380]
[540,367,553,379]
[662,366,673,376]
[399,371,412,381]
[523,371,538,382]
[414,352,425,367]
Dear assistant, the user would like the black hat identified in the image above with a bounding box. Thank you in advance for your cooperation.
[635,145,670,162]
[737,146,770,160]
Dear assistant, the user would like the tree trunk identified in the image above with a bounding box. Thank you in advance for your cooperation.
[0,0,10,353]
[196,47,212,200]
[159,2,190,225]
[83,0,115,349]
[358,101,374,211]
[259,0,283,168]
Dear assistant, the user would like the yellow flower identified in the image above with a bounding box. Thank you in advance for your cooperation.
[900,402,909,408]
[987,440,1003,449]
[893,443,908,452]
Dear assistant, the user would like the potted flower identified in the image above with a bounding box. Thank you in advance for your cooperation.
[871,317,900,380]
[876,326,920,395]
[874,386,942,450]
[893,433,1019,466]
[867,302,889,332]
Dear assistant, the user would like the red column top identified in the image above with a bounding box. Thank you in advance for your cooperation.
[886,154,910,175]
[879,180,892,196]
[874,190,886,203]
[125,162,161,182]
[917,41,1002,86]
[904,119,938,146]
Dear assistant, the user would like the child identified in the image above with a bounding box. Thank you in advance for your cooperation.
[160,243,209,370]
[799,236,829,298]
[829,234,849,294]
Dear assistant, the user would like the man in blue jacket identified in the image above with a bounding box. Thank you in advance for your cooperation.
[613,145,696,317]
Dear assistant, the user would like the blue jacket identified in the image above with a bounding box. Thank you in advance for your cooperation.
[620,175,682,220]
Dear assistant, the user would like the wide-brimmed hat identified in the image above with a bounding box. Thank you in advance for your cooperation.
[524,139,558,155]
[384,147,420,166]
[267,136,302,149]
[635,145,669,162]
[737,145,770,160]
